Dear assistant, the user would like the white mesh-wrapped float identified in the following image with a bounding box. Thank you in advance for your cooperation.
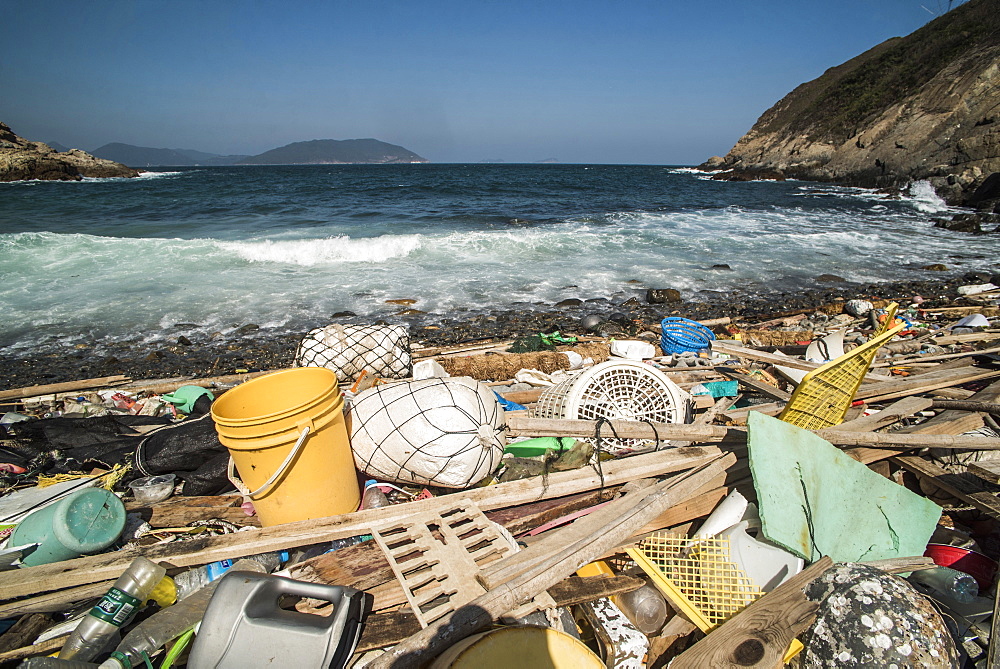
[531,359,691,452]
[349,377,506,488]
[295,324,411,383]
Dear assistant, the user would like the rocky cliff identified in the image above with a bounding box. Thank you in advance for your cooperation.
[0,122,138,182]
[704,0,1000,210]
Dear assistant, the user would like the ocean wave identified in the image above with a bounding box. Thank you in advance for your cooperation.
[137,171,184,179]
[905,180,952,214]
[217,234,423,266]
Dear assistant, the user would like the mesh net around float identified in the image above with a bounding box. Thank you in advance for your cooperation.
[531,360,689,452]
[349,377,506,489]
[295,324,411,383]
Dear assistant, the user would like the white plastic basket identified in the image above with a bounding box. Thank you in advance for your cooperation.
[531,360,690,452]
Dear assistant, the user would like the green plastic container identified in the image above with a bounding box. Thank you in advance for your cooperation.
[504,437,577,458]
[161,385,214,414]
[11,488,126,567]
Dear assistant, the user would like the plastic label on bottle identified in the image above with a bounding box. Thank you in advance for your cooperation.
[90,587,141,626]
[205,559,235,581]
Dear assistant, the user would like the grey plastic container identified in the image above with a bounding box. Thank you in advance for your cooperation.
[186,571,368,669]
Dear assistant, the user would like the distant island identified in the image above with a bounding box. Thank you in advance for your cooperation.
[89,138,427,167]
[92,143,250,167]
[239,139,426,165]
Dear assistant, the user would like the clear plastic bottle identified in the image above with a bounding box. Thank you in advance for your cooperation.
[99,560,267,669]
[20,658,100,668]
[361,480,390,509]
[909,566,979,603]
[58,557,167,662]
[172,551,287,600]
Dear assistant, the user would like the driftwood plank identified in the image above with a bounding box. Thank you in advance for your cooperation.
[369,454,736,669]
[0,581,113,619]
[711,340,887,383]
[0,637,64,665]
[891,455,1000,520]
[856,367,1000,403]
[0,375,130,401]
[717,369,792,401]
[968,459,1000,484]
[355,574,644,652]
[0,446,721,602]
[506,415,1000,450]
[287,490,612,599]
[672,557,833,669]
[834,396,933,433]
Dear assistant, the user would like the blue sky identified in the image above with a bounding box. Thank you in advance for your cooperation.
[3,1,947,164]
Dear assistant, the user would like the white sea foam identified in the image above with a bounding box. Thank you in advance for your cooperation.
[137,171,184,179]
[906,180,952,213]
[3,167,997,354]
[217,234,422,266]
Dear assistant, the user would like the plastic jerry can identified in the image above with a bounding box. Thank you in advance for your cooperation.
[187,571,370,669]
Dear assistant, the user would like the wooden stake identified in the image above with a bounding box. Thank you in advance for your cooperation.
[672,557,833,669]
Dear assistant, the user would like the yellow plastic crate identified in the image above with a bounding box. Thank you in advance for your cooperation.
[777,302,905,430]
[625,534,761,631]
[626,533,802,663]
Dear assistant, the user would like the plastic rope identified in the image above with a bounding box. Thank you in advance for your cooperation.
[159,628,196,669]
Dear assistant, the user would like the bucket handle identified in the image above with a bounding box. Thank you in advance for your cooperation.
[228,426,311,500]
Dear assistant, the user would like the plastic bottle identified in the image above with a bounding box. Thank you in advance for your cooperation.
[58,557,167,662]
[99,560,267,669]
[909,566,979,603]
[172,551,287,600]
[20,658,100,668]
[361,480,390,509]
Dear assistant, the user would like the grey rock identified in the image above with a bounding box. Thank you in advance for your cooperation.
[0,121,138,182]
[646,288,682,304]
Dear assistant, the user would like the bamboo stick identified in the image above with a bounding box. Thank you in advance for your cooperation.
[0,375,130,401]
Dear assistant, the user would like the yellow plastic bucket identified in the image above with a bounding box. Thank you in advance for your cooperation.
[429,626,604,668]
[211,367,360,527]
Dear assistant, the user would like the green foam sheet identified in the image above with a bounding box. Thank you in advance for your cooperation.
[748,411,941,563]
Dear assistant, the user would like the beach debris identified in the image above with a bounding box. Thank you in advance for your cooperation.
[349,377,506,488]
[295,323,411,383]
[7,291,1000,666]
[748,412,941,563]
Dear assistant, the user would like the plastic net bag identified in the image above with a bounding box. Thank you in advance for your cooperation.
[295,324,411,383]
[349,377,506,488]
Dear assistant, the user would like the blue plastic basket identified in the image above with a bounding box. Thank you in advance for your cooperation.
[660,317,716,354]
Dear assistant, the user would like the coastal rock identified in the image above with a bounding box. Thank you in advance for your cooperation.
[932,216,983,233]
[922,264,948,271]
[0,122,138,182]
[554,298,583,308]
[699,0,1000,207]
[711,168,786,182]
[646,288,681,304]
[967,172,1000,211]
[815,274,846,283]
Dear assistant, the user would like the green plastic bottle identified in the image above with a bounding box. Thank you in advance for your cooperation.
[58,557,167,662]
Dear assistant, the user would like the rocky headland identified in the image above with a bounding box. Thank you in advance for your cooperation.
[0,122,138,182]
[702,0,1000,221]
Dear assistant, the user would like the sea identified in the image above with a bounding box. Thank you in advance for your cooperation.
[0,164,994,357]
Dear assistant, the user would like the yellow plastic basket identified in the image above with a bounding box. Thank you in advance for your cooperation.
[777,302,905,430]
[626,534,761,632]
[626,533,802,663]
